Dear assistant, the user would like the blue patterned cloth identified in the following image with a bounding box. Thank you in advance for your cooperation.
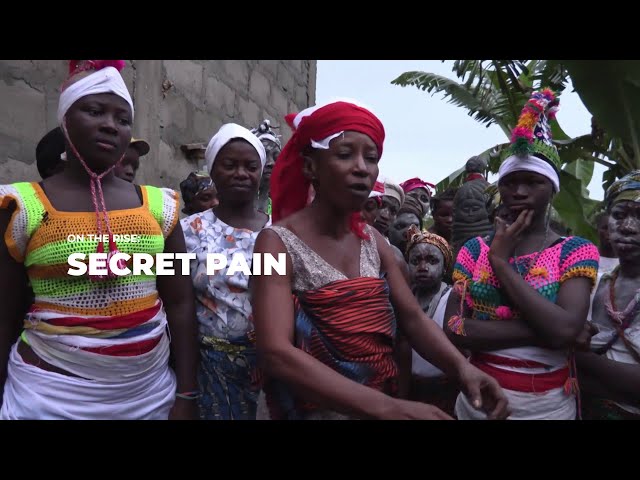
[197,339,258,420]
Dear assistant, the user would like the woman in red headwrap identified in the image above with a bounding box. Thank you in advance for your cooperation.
[250,99,508,420]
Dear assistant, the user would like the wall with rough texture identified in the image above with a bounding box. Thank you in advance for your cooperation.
[0,60,317,190]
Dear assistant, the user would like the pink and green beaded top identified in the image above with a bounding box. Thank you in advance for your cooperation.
[453,235,599,321]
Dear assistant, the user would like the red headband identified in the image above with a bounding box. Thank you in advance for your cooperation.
[400,177,434,195]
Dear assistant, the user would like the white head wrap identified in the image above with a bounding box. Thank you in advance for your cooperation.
[205,123,267,175]
[383,178,405,206]
[57,67,134,125]
[498,155,560,192]
[258,133,282,148]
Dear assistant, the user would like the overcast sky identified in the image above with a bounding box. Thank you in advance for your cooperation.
[315,60,605,200]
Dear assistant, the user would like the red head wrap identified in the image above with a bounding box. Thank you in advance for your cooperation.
[270,101,385,238]
[271,102,384,222]
[400,177,435,195]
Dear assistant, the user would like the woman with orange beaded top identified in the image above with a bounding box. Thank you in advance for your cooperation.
[0,60,198,419]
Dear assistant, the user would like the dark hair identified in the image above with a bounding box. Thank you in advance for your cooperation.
[180,172,215,205]
[431,187,457,213]
[35,127,65,179]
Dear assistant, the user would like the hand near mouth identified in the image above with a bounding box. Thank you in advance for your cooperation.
[490,209,534,261]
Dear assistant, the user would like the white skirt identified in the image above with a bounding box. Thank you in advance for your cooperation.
[0,339,176,420]
[454,386,576,420]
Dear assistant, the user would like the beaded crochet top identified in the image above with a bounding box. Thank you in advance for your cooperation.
[0,182,179,332]
[454,235,599,322]
[453,235,599,368]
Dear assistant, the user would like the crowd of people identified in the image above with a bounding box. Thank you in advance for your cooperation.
[0,60,637,420]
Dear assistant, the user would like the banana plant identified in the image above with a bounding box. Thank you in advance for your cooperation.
[393,60,605,241]
[563,61,640,166]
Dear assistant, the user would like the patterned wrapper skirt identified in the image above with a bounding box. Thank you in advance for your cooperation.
[198,336,259,420]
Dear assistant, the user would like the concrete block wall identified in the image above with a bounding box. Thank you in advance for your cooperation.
[0,60,317,190]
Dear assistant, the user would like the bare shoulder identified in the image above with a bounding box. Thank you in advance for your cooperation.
[114,176,144,199]
[255,227,286,253]
[253,226,293,289]
[262,209,315,247]
[269,209,308,231]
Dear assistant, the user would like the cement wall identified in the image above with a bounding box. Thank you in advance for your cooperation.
[0,60,317,189]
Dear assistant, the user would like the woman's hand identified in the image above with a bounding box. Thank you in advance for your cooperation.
[489,209,534,262]
[456,362,510,420]
[575,322,599,351]
[378,398,454,420]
